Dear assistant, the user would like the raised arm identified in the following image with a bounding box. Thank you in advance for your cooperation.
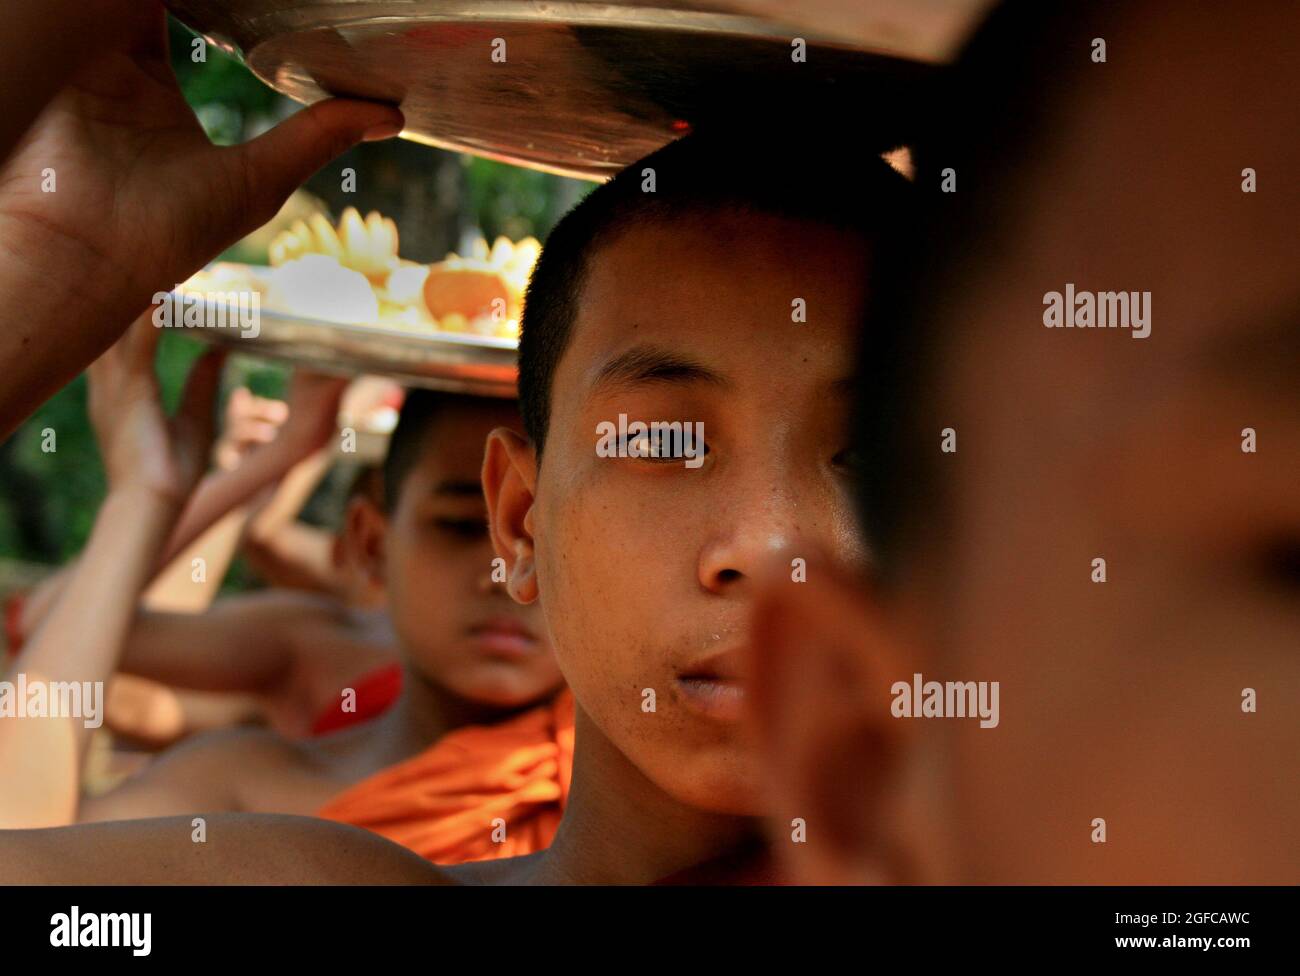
[0,315,221,828]
[117,590,341,695]
[158,373,348,568]
[241,449,342,595]
[16,371,348,640]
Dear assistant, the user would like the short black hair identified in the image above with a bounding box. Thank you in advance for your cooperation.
[851,0,1116,576]
[518,125,916,457]
[381,388,493,511]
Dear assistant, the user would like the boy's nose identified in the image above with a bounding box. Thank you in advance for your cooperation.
[697,483,809,595]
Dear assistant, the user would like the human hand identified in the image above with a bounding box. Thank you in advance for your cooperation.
[88,312,224,505]
[271,370,350,461]
[0,1,403,334]
[214,387,290,471]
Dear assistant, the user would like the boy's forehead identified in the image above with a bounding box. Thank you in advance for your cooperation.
[557,215,867,403]
[585,210,866,298]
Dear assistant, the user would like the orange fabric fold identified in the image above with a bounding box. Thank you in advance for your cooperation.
[317,689,574,865]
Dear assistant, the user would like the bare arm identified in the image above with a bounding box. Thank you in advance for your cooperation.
[18,468,287,638]
[0,490,179,827]
[0,814,448,884]
[117,591,339,695]
[243,521,340,595]
[247,447,333,544]
[0,320,222,829]
[241,448,343,594]
[18,373,348,639]
[142,506,251,612]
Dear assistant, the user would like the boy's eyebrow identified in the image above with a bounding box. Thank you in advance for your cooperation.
[433,479,485,497]
[587,344,728,399]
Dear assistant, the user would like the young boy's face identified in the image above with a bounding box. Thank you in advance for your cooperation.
[752,3,1300,884]
[362,400,563,708]
[488,211,872,814]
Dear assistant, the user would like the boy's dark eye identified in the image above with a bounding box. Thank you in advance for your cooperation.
[622,429,709,463]
[434,517,487,539]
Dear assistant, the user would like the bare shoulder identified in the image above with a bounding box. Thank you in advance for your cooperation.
[133,724,314,778]
[79,726,323,822]
[0,814,455,884]
[440,852,547,885]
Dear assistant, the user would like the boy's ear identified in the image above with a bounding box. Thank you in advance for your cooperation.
[481,427,540,605]
[746,558,917,885]
[345,495,388,590]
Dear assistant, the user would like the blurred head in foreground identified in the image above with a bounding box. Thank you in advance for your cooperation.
[749,0,1300,883]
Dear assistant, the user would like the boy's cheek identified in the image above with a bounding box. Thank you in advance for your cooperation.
[537,521,647,689]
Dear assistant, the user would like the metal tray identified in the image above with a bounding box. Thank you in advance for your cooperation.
[178,273,519,397]
[164,0,948,179]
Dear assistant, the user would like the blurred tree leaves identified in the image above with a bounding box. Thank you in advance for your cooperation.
[463,156,591,244]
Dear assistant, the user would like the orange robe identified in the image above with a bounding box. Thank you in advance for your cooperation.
[317,689,574,864]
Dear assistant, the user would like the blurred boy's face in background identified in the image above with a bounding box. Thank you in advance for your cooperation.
[362,399,563,708]
[760,1,1299,884]
[508,212,872,814]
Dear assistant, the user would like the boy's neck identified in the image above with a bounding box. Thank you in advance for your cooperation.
[526,705,764,884]
[367,663,539,765]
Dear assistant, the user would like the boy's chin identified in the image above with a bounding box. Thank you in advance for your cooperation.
[428,664,560,712]
[454,679,557,711]
[654,759,766,818]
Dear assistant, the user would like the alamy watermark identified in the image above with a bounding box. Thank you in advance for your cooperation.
[596,414,705,468]
[0,673,103,729]
[891,672,1000,729]
[1043,283,1150,338]
[50,906,150,956]
[152,288,260,339]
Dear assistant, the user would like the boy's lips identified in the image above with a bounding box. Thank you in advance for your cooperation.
[675,649,746,722]
[469,617,539,659]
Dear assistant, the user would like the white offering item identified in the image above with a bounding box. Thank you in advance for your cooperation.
[266,254,379,324]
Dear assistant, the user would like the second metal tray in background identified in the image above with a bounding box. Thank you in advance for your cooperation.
[178,274,519,397]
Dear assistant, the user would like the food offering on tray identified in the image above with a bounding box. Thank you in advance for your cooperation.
[179,207,541,342]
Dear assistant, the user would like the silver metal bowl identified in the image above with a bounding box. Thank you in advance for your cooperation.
[165,0,949,179]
